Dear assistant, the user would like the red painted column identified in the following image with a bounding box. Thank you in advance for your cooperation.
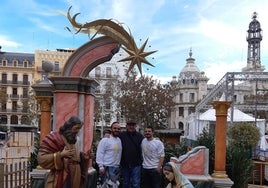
[36,97,53,141]
[211,101,231,178]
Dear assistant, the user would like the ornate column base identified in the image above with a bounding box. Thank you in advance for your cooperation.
[213,177,234,188]
[212,170,228,178]
[30,168,50,188]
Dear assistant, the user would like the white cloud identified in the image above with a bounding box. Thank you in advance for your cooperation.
[203,60,245,84]
[198,18,245,48]
[0,35,21,48]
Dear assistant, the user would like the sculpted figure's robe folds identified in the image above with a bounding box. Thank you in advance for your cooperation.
[37,132,89,188]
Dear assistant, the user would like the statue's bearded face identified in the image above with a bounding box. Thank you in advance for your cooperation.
[62,128,77,144]
[60,124,82,144]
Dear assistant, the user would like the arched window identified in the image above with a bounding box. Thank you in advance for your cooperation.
[0,115,7,124]
[21,115,30,124]
[11,115,18,124]
[178,122,184,130]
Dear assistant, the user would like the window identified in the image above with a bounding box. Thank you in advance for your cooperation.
[23,88,28,98]
[233,95,237,103]
[0,132,7,141]
[190,93,195,103]
[1,73,7,84]
[179,93,183,102]
[2,60,7,66]
[105,101,111,110]
[21,115,30,124]
[23,75,29,85]
[179,107,184,117]
[10,115,18,124]
[105,89,111,95]
[106,67,112,78]
[12,101,17,112]
[54,62,60,71]
[0,115,7,124]
[104,114,111,123]
[178,122,184,130]
[1,103,6,111]
[12,74,18,84]
[95,67,101,77]
[14,61,17,67]
[13,88,17,95]
[23,61,28,67]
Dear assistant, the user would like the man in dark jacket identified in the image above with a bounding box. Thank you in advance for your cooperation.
[119,120,144,188]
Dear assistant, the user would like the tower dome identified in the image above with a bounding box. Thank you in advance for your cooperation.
[179,49,201,84]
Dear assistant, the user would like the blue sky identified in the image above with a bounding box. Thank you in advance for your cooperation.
[1,0,268,84]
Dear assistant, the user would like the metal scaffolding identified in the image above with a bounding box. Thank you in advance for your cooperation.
[195,72,268,122]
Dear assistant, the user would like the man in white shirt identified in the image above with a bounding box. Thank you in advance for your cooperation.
[96,122,122,186]
[141,126,165,188]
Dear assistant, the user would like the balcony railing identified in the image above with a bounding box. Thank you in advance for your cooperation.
[1,80,30,86]
[0,108,29,113]
[9,94,19,99]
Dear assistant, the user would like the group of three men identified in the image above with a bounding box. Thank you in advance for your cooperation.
[96,120,165,188]
[37,116,164,188]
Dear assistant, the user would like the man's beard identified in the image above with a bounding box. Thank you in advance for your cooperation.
[62,129,77,144]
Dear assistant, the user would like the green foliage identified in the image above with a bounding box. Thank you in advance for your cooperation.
[29,133,40,171]
[227,122,260,188]
[196,128,215,174]
[163,141,189,164]
[227,122,260,148]
[227,147,253,188]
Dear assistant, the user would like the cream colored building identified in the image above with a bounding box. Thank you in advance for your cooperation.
[33,48,74,82]
[0,51,34,125]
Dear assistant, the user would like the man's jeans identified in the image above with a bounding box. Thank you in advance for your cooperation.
[121,165,141,188]
[142,168,161,188]
[100,166,120,185]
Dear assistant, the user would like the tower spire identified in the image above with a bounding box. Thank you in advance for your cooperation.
[242,12,265,72]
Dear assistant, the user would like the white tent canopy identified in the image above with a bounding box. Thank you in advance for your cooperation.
[198,107,263,122]
[186,107,266,141]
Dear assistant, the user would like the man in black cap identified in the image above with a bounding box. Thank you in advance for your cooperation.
[119,120,144,188]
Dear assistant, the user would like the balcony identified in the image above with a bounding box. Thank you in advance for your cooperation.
[9,94,19,99]
[20,94,29,99]
[1,80,30,86]
[0,108,28,114]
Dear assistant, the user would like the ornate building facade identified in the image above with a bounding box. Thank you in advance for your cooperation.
[0,51,34,125]
[169,49,210,131]
[169,12,268,135]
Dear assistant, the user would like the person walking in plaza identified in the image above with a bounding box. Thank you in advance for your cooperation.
[119,120,144,188]
[37,116,91,188]
[96,122,122,186]
[141,126,165,188]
